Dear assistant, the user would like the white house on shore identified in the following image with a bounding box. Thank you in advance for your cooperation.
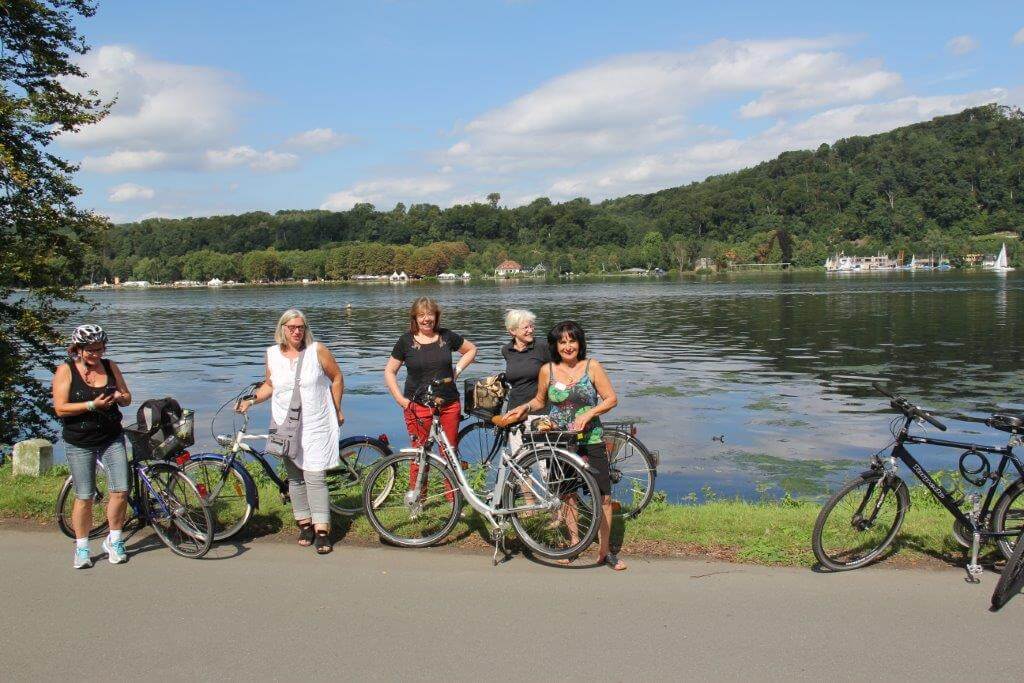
[494,260,523,277]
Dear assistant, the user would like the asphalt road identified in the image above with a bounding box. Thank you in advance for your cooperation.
[3,527,1023,681]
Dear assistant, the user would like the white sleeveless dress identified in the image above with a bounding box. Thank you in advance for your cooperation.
[266,342,340,471]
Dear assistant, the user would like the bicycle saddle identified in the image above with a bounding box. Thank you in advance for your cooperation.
[987,414,1024,434]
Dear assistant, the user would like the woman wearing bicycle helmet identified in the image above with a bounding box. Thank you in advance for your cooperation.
[506,320,625,570]
[384,297,476,496]
[237,309,345,555]
[52,324,133,569]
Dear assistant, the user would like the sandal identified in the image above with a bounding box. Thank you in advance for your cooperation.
[314,530,333,555]
[598,553,628,571]
[297,521,315,547]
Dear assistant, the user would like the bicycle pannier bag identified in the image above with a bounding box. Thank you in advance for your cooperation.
[266,349,305,459]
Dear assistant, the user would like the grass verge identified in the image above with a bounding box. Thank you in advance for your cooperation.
[0,461,988,568]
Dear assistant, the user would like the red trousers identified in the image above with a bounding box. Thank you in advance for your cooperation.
[404,400,461,502]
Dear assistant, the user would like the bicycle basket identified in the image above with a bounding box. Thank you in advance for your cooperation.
[522,429,579,448]
[125,409,195,460]
[463,376,506,419]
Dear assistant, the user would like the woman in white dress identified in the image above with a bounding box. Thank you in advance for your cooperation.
[237,309,344,554]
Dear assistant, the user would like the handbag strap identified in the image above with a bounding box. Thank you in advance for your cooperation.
[286,347,307,416]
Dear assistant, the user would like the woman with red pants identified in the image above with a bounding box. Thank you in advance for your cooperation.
[384,297,476,498]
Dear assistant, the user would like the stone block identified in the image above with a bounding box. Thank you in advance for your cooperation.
[13,439,54,477]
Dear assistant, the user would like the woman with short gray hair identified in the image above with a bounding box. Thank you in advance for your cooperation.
[499,309,549,451]
[238,309,345,554]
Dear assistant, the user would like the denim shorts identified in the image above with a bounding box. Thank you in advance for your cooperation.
[65,438,130,500]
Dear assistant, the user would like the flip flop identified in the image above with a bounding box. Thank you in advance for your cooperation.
[599,553,628,571]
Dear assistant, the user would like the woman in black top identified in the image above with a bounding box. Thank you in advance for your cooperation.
[384,297,476,494]
[499,309,549,451]
[52,324,133,569]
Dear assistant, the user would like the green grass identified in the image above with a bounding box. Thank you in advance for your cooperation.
[0,461,975,568]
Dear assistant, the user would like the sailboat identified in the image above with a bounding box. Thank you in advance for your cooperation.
[986,243,1015,272]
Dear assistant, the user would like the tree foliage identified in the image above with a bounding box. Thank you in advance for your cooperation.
[1,0,109,446]
[91,105,1024,278]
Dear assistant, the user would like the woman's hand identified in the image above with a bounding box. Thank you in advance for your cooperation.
[570,410,593,432]
[93,392,117,410]
[502,405,529,423]
[235,398,253,414]
[398,397,412,410]
[336,408,345,425]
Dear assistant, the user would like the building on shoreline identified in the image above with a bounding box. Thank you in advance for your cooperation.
[494,259,523,278]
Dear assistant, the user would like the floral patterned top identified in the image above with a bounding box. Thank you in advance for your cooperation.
[546,361,603,445]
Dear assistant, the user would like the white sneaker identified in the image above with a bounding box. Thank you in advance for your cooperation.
[102,537,128,564]
[74,546,93,569]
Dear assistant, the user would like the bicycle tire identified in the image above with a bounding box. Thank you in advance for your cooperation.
[327,438,393,515]
[505,447,602,560]
[181,456,254,542]
[362,451,462,548]
[992,528,1024,610]
[603,429,657,518]
[990,478,1024,561]
[457,420,503,500]
[56,467,110,540]
[141,462,214,558]
[812,472,908,571]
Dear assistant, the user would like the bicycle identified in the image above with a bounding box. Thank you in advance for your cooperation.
[56,426,214,559]
[812,383,1024,582]
[361,378,603,564]
[180,381,395,541]
[458,382,658,518]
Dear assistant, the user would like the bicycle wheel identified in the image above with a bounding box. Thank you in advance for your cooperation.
[457,420,502,499]
[991,479,1024,561]
[604,430,656,518]
[362,452,462,548]
[141,463,214,558]
[56,467,111,539]
[505,447,602,560]
[181,457,253,542]
[992,528,1024,610]
[327,439,393,515]
[812,473,908,571]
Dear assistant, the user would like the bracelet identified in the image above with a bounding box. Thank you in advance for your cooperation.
[86,400,96,411]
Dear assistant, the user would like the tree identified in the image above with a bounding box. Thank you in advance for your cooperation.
[241,250,285,282]
[1,1,110,446]
[487,192,501,208]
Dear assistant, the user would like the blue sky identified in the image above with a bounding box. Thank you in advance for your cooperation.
[55,0,1024,223]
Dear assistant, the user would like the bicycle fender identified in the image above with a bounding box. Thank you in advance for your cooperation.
[186,453,260,510]
[515,445,593,474]
[340,435,392,456]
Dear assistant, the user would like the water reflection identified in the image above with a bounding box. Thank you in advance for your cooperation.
[62,271,1023,501]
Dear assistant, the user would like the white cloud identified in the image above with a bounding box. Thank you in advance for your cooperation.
[321,177,454,210]
[445,38,901,173]
[205,146,299,172]
[284,128,352,151]
[107,183,155,203]
[81,149,171,173]
[947,35,978,56]
[1014,28,1024,45]
[62,46,244,150]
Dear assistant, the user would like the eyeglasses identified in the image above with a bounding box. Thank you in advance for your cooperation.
[284,324,306,332]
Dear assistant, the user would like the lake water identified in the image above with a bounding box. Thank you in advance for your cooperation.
[67,271,1023,501]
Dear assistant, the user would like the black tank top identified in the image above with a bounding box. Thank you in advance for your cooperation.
[61,359,123,448]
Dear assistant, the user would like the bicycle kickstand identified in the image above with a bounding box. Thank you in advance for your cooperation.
[491,525,510,566]
[966,531,983,584]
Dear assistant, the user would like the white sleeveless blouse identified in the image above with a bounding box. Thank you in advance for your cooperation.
[266,342,340,471]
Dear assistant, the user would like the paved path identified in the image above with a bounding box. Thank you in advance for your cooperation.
[2,528,1022,681]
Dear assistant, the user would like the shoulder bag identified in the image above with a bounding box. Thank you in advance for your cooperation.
[266,348,305,459]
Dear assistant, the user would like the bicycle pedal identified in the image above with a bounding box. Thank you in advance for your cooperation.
[966,563,983,583]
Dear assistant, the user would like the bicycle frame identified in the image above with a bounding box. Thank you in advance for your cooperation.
[890,416,1024,538]
[408,404,589,530]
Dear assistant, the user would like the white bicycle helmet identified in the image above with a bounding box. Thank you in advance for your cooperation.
[71,324,108,346]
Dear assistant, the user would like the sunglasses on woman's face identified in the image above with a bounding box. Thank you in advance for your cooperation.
[284,324,306,332]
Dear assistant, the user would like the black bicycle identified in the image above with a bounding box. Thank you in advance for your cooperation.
[56,418,214,558]
[181,381,394,541]
[812,383,1024,581]
[458,397,658,517]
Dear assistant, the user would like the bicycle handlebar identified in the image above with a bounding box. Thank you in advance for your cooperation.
[872,382,946,431]
[411,377,453,406]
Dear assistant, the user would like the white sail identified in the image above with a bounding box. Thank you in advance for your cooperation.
[997,243,1008,269]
